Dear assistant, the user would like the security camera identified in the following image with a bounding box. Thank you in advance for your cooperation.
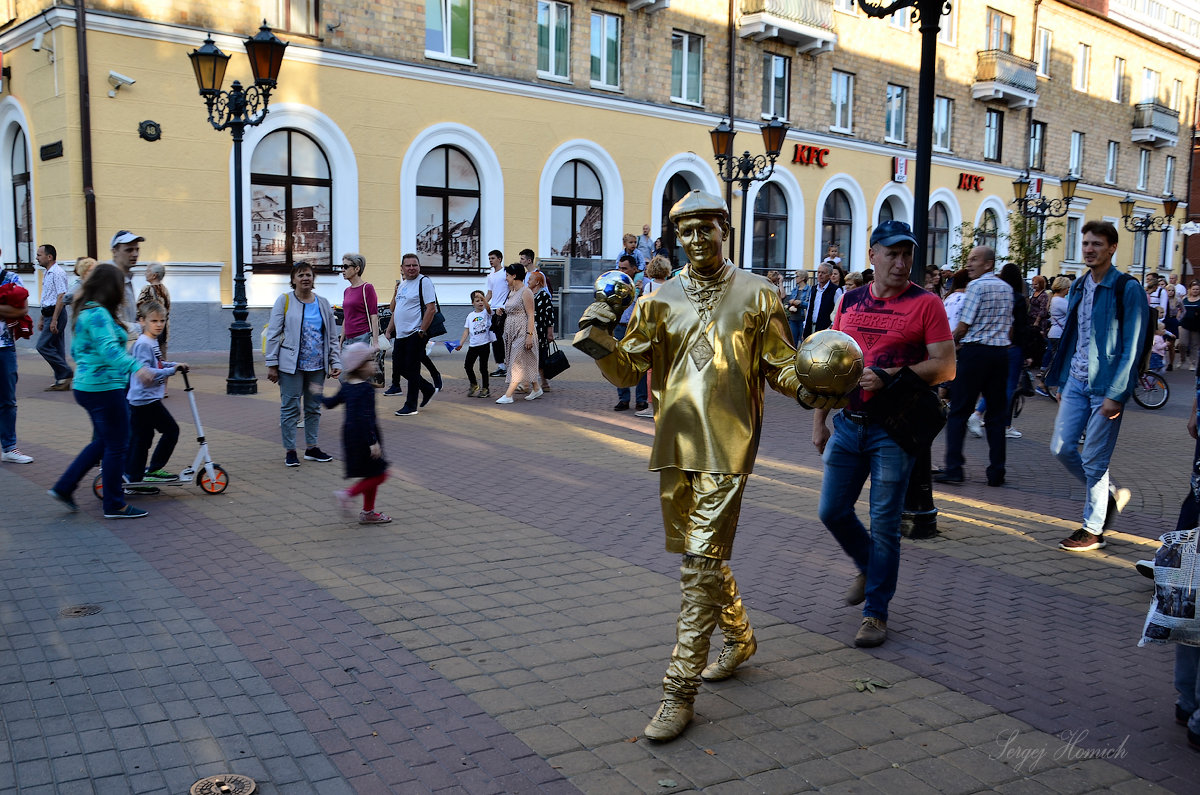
[32,31,44,52]
[107,70,135,97]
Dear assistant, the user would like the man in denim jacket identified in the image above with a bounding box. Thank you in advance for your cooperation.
[1045,220,1150,551]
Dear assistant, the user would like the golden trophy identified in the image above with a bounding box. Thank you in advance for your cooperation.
[572,270,637,359]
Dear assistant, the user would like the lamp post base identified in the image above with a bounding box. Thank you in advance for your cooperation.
[901,443,939,540]
[227,320,258,395]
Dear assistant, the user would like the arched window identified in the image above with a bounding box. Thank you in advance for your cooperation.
[416,145,482,273]
[878,201,894,225]
[10,130,32,271]
[250,129,333,272]
[928,202,950,268]
[752,183,787,273]
[551,160,603,258]
[976,208,999,251]
[822,190,853,266]
[660,174,692,268]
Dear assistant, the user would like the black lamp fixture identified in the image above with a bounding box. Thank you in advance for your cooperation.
[1011,170,1077,276]
[707,116,791,267]
[1120,194,1179,280]
[187,23,288,395]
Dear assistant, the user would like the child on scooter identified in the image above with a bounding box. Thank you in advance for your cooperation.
[312,342,391,524]
[124,300,187,494]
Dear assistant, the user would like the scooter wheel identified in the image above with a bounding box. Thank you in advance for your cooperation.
[92,473,103,500]
[197,465,229,495]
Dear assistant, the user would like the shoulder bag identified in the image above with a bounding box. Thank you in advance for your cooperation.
[863,366,948,456]
[418,276,448,338]
[541,340,571,380]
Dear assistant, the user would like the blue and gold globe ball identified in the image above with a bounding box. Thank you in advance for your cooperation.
[593,270,637,313]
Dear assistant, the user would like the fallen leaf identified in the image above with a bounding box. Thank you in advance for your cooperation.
[657,780,677,788]
[626,737,639,743]
[704,748,716,755]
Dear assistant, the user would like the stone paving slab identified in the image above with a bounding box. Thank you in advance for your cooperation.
[0,345,1197,792]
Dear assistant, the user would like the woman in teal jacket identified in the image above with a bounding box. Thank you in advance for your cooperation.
[49,262,153,518]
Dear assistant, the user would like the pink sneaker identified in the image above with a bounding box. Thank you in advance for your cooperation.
[333,489,353,517]
[359,510,393,525]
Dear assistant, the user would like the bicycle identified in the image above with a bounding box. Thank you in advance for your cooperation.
[1131,371,1169,410]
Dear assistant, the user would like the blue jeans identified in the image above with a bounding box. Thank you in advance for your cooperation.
[788,316,805,347]
[614,324,648,405]
[0,346,16,452]
[1049,376,1125,533]
[36,311,72,381]
[278,369,323,451]
[53,389,131,514]
[1177,646,1200,734]
[818,412,916,622]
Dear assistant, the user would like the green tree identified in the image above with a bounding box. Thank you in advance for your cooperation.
[947,214,1063,277]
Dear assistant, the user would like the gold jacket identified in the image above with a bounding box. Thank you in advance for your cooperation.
[597,263,801,474]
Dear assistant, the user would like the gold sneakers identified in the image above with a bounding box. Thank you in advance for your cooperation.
[700,634,757,681]
[643,699,694,741]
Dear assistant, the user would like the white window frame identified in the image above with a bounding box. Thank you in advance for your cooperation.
[834,0,857,15]
[1138,148,1150,190]
[889,9,910,30]
[1112,57,1126,102]
[1075,43,1090,91]
[1028,121,1046,170]
[1165,155,1176,195]
[1106,141,1119,184]
[885,84,907,143]
[590,12,622,90]
[1036,28,1052,77]
[1142,68,1161,104]
[933,96,953,152]
[537,1,571,81]
[426,0,474,64]
[762,53,790,120]
[263,0,318,37]
[1065,214,1084,262]
[984,109,1002,161]
[671,31,703,106]
[831,70,854,134]
[1170,79,1183,110]
[937,3,956,46]
[1069,131,1084,177]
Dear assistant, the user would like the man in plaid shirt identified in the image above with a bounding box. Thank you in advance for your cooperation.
[937,245,1013,487]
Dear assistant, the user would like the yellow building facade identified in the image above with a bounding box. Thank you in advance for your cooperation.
[0,1,1195,346]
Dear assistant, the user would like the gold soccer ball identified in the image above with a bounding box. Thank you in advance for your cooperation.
[795,330,864,397]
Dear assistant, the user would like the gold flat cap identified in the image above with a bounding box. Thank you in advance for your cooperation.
[669,190,729,223]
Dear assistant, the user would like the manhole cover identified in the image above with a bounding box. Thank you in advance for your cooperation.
[58,605,102,618]
[190,774,257,795]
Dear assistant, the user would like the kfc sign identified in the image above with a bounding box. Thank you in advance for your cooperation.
[792,144,829,167]
[957,172,986,191]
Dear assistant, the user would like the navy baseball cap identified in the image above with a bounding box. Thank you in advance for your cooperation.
[870,220,919,248]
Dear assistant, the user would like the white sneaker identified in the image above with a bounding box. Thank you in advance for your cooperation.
[634,407,654,418]
[495,395,514,404]
[1,448,33,464]
[1004,427,1022,439]
[524,388,544,401]
[967,414,984,438]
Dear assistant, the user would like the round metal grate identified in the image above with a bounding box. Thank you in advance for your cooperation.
[58,605,103,618]
[190,774,257,795]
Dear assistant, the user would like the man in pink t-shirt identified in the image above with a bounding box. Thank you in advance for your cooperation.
[811,221,955,648]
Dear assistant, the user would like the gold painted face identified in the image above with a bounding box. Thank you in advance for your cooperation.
[676,216,725,275]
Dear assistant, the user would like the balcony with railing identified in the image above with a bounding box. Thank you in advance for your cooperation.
[626,0,670,11]
[739,0,837,54]
[1132,102,1180,147]
[972,50,1039,109]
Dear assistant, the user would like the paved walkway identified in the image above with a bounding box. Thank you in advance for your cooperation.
[1,344,1197,793]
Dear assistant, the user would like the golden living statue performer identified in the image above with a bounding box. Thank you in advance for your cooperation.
[576,190,809,741]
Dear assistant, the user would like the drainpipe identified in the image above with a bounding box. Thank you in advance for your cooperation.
[1185,67,1198,282]
[1025,0,1041,174]
[727,0,736,259]
[74,0,97,258]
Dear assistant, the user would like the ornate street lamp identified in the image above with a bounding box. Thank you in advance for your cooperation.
[188,23,288,395]
[708,116,790,268]
[1011,170,1077,276]
[1120,194,1178,281]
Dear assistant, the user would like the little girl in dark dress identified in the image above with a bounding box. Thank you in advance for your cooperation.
[314,343,391,524]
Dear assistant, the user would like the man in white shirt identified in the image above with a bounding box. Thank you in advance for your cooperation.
[484,249,508,377]
[35,244,73,390]
[803,260,843,339]
[1169,273,1187,300]
[636,223,654,262]
[111,230,144,325]
[386,254,438,417]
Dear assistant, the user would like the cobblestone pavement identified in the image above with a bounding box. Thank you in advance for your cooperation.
[1,344,1198,794]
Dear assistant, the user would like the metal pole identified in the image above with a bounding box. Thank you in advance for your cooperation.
[739,180,750,269]
[226,125,257,395]
[908,1,940,285]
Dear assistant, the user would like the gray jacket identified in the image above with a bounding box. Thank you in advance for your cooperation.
[263,290,341,375]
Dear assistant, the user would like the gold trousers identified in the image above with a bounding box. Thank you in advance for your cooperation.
[662,555,753,701]
[659,469,748,559]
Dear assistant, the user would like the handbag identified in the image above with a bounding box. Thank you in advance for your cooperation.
[419,276,448,338]
[1139,527,1200,647]
[863,366,947,456]
[541,340,571,380]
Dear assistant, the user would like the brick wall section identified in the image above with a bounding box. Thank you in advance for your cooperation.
[73,0,1196,200]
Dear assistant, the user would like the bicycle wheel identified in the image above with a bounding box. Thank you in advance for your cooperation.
[1132,373,1169,409]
